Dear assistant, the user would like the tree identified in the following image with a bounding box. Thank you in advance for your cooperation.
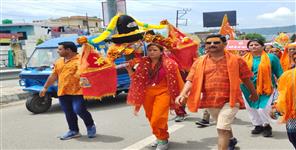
[36,38,44,45]
[238,33,266,43]
[290,34,296,42]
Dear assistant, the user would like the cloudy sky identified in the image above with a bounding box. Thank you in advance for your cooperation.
[1,0,295,32]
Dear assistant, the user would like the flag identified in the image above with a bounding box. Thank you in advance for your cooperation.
[80,66,117,100]
[219,14,235,40]
[78,37,117,100]
[167,24,198,72]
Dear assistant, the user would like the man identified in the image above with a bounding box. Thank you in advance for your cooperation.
[39,42,96,140]
[176,34,258,150]
[195,109,211,128]
[281,42,296,71]
[272,50,296,148]
[268,42,283,59]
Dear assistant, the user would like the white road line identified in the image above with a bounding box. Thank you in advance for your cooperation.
[122,124,184,150]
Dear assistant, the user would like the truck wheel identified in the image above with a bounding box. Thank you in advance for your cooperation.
[26,94,52,114]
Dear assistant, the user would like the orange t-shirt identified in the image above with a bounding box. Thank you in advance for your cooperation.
[52,54,82,96]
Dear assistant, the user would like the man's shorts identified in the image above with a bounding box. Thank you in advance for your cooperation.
[207,103,239,130]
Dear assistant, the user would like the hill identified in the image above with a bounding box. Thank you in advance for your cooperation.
[240,25,295,35]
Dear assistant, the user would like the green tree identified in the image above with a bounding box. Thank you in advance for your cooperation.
[290,34,296,42]
[36,38,44,45]
[238,33,266,43]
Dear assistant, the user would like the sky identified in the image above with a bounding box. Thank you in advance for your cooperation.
[1,0,295,33]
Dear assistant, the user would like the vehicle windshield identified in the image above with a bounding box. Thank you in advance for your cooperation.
[27,48,59,67]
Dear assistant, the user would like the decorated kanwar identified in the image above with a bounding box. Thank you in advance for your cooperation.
[77,14,198,150]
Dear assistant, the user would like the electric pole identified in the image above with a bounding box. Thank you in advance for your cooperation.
[86,12,90,35]
[176,8,191,28]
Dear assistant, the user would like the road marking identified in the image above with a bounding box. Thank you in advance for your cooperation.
[122,124,184,150]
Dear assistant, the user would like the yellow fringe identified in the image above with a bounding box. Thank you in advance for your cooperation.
[83,93,116,100]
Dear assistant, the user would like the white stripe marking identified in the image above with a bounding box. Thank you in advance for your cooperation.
[122,124,184,150]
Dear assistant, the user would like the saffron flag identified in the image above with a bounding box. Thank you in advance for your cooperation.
[219,14,235,40]
[79,40,117,100]
[168,24,198,72]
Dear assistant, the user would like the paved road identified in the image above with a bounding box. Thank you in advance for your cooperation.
[0,79,30,104]
[0,69,21,80]
[1,95,293,150]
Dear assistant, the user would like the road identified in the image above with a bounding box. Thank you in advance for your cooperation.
[0,79,30,104]
[0,78,20,88]
[1,94,293,150]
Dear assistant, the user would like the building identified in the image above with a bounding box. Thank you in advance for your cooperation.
[0,23,50,67]
[33,16,103,35]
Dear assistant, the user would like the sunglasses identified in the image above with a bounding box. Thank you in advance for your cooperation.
[205,41,221,45]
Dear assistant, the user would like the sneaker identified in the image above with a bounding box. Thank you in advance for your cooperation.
[87,124,96,138]
[59,130,81,140]
[251,126,263,134]
[228,137,238,150]
[262,124,272,137]
[156,140,169,150]
[195,119,210,127]
[151,140,158,147]
[175,116,185,122]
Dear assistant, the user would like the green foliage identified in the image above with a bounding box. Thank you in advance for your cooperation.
[2,19,12,24]
[290,34,296,42]
[36,39,44,45]
[238,33,266,43]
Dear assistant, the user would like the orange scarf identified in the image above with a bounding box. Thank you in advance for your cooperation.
[281,43,296,72]
[244,51,273,95]
[187,51,244,112]
[275,68,296,122]
[280,47,290,72]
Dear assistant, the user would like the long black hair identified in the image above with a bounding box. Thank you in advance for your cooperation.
[247,39,264,48]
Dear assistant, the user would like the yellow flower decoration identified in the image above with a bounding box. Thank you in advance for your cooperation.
[95,57,105,65]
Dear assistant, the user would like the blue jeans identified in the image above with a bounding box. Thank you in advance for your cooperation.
[59,95,94,132]
[287,119,296,149]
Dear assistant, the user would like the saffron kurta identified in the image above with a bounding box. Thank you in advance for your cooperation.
[241,53,283,109]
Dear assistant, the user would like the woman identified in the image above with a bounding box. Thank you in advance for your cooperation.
[126,43,184,150]
[241,39,283,137]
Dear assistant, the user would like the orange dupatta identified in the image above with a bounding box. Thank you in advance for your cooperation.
[281,43,296,72]
[275,68,296,122]
[280,47,290,72]
[244,51,273,95]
